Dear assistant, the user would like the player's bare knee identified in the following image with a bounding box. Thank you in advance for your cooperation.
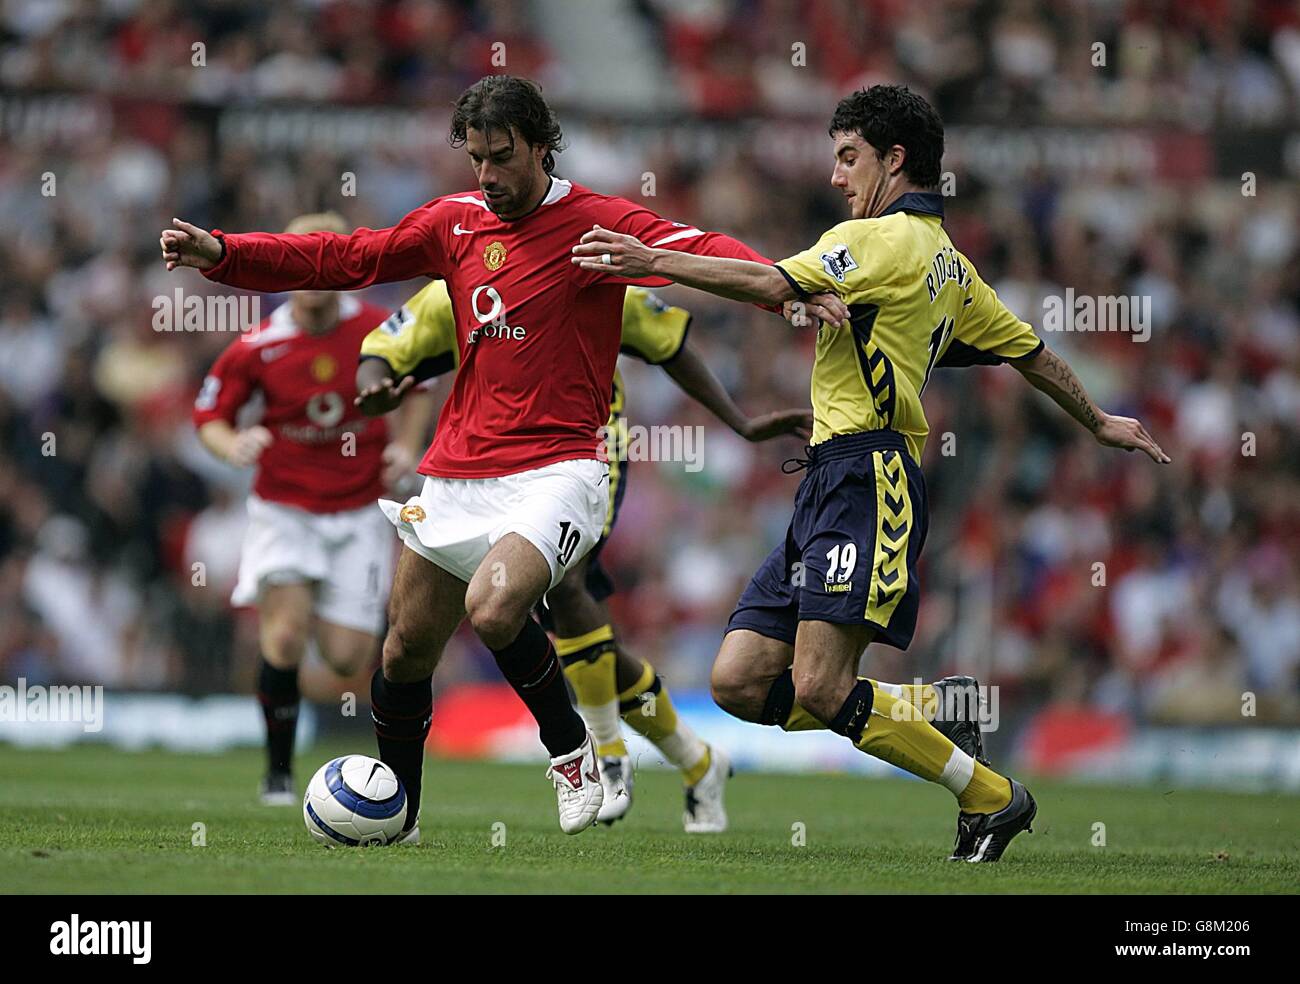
[468,610,526,650]
[464,590,527,651]
[380,623,435,679]
[320,640,372,678]
[791,665,838,723]
[709,671,756,721]
[711,631,784,721]
[326,655,361,678]
[261,622,308,667]
[709,659,764,722]
[380,627,407,671]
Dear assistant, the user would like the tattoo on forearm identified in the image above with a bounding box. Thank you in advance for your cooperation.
[1027,348,1101,432]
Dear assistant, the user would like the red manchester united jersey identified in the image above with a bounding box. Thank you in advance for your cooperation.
[192,295,391,512]
[203,178,771,479]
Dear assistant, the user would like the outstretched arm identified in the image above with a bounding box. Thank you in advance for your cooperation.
[573,225,796,305]
[661,337,812,441]
[574,225,850,327]
[160,204,446,292]
[1010,345,1170,463]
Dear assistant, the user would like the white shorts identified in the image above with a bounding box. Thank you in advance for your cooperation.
[379,458,609,590]
[232,496,396,635]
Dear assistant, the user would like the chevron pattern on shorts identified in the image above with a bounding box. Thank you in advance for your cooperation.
[865,449,912,626]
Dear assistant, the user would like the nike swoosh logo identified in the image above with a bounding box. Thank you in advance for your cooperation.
[452,223,474,236]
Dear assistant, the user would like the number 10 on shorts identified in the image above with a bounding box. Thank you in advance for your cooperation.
[557,521,581,566]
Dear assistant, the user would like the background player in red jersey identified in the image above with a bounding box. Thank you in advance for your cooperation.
[164,76,848,838]
[193,212,434,805]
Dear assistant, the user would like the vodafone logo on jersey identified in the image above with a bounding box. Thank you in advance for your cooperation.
[305,391,345,427]
[466,285,527,344]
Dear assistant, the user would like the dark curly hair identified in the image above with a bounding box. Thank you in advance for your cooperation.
[828,85,944,189]
[449,75,564,174]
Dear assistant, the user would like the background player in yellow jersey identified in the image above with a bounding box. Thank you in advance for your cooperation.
[574,84,1169,861]
[355,280,813,831]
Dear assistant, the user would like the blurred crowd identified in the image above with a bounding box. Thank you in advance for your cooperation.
[0,0,1297,731]
[648,0,1300,123]
[2,0,1298,123]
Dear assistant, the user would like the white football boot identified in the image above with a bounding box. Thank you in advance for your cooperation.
[393,823,420,845]
[683,745,731,834]
[596,755,633,825]
[546,732,604,834]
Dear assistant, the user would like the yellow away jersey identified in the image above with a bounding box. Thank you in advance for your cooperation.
[775,192,1043,461]
[612,285,691,415]
[359,279,460,380]
[361,281,690,420]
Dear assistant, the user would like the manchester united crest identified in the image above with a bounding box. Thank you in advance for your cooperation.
[399,503,427,524]
[483,241,507,271]
[310,353,337,382]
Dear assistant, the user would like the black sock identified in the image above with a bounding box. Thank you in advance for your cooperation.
[829,679,875,742]
[370,669,433,830]
[492,618,585,757]
[759,668,797,727]
[257,658,300,775]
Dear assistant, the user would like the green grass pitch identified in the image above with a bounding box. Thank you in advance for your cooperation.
[2,744,1296,894]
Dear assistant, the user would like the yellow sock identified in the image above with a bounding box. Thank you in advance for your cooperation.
[782,703,825,731]
[557,626,626,758]
[959,761,1013,814]
[872,680,938,720]
[780,679,933,731]
[620,661,710,785]
[855,683,1011,814]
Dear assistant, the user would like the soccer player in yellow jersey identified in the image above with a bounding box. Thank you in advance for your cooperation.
[355,280,813,831]
[574,85,1169,861]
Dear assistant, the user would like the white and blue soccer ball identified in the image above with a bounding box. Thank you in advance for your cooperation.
[303,755,407,847]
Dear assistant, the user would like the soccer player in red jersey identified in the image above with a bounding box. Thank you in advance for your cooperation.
[356,280,814,832]
[193,212,434,806]
[162,76,846,838]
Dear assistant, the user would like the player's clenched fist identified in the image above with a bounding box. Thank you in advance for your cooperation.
[160,218,223,271]
[225,426,273,467]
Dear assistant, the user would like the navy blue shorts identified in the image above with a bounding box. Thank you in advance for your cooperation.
[727,430,929,651]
